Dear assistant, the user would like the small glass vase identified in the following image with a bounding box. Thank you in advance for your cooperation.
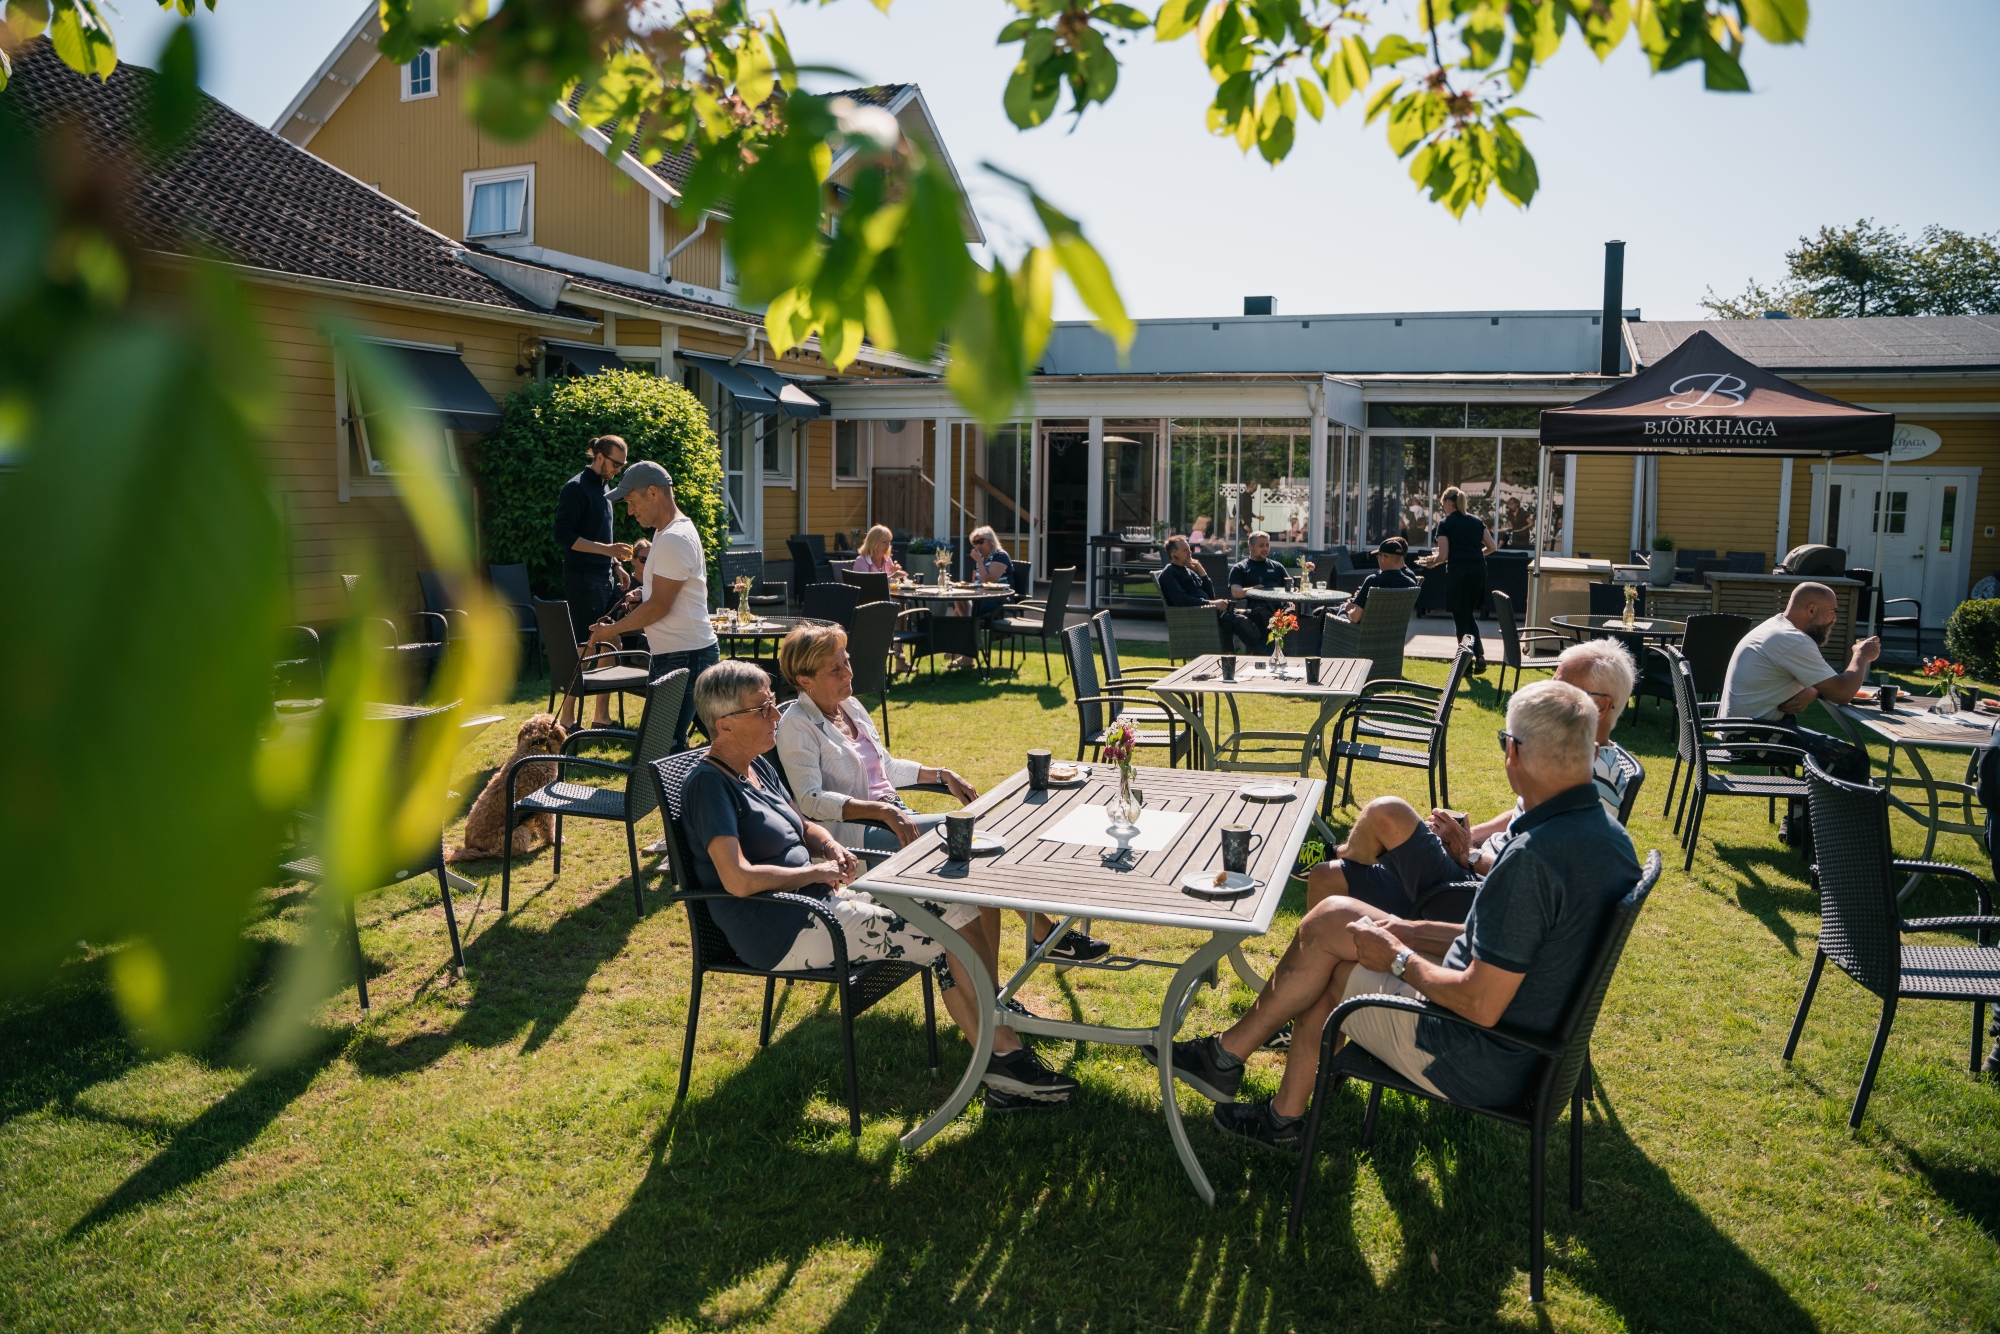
[1269,640,1287,677]
[1108,763,1144,831]
[1937,685,1960,716]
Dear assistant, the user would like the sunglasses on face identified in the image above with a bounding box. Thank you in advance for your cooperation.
[723,698,780,723]
[1496,729,1521,755]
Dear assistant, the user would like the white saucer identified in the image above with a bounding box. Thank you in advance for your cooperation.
[1238,783,1296,802]
[1181,871,1260,901]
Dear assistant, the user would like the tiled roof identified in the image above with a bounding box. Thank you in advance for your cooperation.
[1629,316,2000,373]
[2,39,554,318]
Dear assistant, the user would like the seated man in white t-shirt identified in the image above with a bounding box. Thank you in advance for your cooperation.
[1718,581,1877,788]
[589,460,719,749]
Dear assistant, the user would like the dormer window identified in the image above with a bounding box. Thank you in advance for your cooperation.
[401,49,437,101]
[463,164,534,244]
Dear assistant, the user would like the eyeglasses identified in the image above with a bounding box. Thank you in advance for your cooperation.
[722,698,780,723]
[1496,729,1521,754]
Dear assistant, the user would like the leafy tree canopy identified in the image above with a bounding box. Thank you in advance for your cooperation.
[1703,220,2000,319]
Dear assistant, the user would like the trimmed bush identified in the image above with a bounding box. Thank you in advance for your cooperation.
[1944,598,2000,684]
[472,370,724,598]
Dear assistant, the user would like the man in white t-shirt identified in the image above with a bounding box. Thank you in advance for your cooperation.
[590,460,719,748]
[1718,582,1878,809]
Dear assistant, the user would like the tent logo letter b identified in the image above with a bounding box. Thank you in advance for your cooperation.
[1664,373,1747,409]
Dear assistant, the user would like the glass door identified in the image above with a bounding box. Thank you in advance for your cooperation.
[1102,422,1157,537]
[1041,421,1090,575]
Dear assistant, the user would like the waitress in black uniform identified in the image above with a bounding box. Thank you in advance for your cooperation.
[1421,485,1498,672]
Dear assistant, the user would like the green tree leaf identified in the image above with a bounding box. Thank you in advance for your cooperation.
[1740,0,1809,45]
[1154,0,1206,42]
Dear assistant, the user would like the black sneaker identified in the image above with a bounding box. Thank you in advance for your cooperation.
[1038,930,1113,964]
[1140,1035,1244,1103]
[982,1047,1078,1102]
[999,995,1038,1021]
[1262,1021,1293,1051]
[1212,1098,1304,1153]
[983,1086,1062,1114]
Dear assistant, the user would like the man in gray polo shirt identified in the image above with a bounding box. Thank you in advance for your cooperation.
[1145,680,1641,1150]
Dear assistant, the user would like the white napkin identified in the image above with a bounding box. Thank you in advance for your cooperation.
[1036,804,1192,852]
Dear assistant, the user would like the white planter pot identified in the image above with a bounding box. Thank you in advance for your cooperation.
[1648,552,1677,586]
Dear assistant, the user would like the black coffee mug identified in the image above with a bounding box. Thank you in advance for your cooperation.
[945,812,976,860]
[1221,824,1263,875]
[1879,684,1899,713]
[1219,654,1237,681]
[1964,687,1983,711]
[1026,749,1052,791]
[1305,656,1321,685]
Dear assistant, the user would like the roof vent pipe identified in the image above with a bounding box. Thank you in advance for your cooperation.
[1600,240,1625,376]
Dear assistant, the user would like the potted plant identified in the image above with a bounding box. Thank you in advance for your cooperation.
[1649,536,1677,587]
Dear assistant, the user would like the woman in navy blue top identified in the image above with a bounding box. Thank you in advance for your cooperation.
[1421,486,1498,671]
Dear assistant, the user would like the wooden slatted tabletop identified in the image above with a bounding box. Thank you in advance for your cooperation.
[1836,697,1999,751]
[859,765,1324,936]
[1151,653,1370,699]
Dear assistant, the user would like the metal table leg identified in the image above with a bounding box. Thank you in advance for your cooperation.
[1156,932,1242,1207]
[872,893,998,1152]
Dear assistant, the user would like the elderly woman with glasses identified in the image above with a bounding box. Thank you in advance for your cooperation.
[680,658,1078,1108]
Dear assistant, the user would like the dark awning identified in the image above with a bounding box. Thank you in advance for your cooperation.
[547,343,627,377]
[1539,330,1893,456]
[678,351,781,414]
[382,343,503,432]
[735,361,827,419]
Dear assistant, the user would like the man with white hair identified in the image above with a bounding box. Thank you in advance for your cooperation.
[1147,680,1642,1149]
[1304,637,1640,921]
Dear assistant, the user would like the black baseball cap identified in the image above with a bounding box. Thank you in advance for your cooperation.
[1377,537,1409,556]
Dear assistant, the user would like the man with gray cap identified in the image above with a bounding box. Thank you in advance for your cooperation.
[588,460,717,748]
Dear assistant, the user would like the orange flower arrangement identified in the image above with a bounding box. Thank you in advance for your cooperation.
[1267,606,1300,640]
[1920,657,1968,693]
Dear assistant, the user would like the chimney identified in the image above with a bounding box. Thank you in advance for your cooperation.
[1599,241,1624,376]
[1243,296,1274,316]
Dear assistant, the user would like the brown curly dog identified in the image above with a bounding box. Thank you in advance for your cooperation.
[450,713,567,861]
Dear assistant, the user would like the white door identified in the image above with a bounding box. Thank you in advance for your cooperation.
[1827,469,1978,628]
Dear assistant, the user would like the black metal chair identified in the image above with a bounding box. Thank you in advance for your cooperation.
[786,535,834,596]
[1681,612,1751,701]
[1062,621,1186,765]
[1667,654,1809,871]
[1873,581,1925,661]
[501,668,690,917]
[1726,550,1767,574]
[488,562,543,681]
[846,600,900,745]
[274,625,324,702]
[649,748,936,1136]
[988,566,1076,681]
[801,581,861,631]
[417,570,479,644]
[1587,581,1630,618]
[1289,852,1663,1304]
[721,549,788,613]
[533,595,651,724]
[1161,602,1225,665]
[278,702,464,1012]
[340,572,446,702]
[1326,634,1477,811]
[1090,610,1176,733]
[1674,548,1716,576]
[1785,759,2000,1126]
[1491,590,1566,705]
[1318,583,1419,684]
[839,568,892,605]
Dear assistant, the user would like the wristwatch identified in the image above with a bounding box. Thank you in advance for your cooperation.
[1390,948,1414,980]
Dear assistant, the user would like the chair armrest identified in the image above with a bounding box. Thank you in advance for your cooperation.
[1319,993,1568,1060]
[1901,915,2000,933]
[1892,859,1994,915]
[403,611,448,646]
[505,750,625,805]
[1518,630,1568,650]
[1699,721,1802,743]
[579,648,652,672]
[1881,597,1921,613]
[562,727,638,754]
[896,781,954,796]
[1106,667,1176,681]
[1701,741,1811,765]
[1357,678,1442,700]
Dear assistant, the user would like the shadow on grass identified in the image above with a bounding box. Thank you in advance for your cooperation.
[0,957,140,1131]
[1904,1146,2000,1247]
[1709,843,1816,955]
[481,1017,1814,1332]
[349,873,645,1078]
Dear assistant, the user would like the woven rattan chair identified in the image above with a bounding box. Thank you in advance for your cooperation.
[721,549,788,612]
[1682,613,1751,699]
[846,600,900,744]
[839,568,892,604]
[1325,634,1476,811]
[533,596,651,724]
[1318,583,1419,684]
[488,563,542,681]
[1090,610,1176,732]
[988,567,1075,681]
[1785,760,2000,1126]
[279,702,463,1012]
[1062,622,1185,765]
[1162,604,1225,664]
[341,572,446,702]
[502,669,689,916]
[1667,655,1809,871]
[650,748,935,1136]
[1491,590,1566,705]
[1290,851,1662,1303]
[801,581,861,631]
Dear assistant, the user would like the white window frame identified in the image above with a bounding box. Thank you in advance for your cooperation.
[761,415,795,484]
[463,164,535,245]
[333,343,462,502]
[401,48,439,101]
[833,418,868,487]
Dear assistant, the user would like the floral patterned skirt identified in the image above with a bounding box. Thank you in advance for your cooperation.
[768,888,978,987]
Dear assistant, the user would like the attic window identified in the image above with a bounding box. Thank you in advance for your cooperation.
[464,165,534,243]
[401,49,437,101]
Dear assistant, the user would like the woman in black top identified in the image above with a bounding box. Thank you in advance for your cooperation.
[1421,486,1498,670]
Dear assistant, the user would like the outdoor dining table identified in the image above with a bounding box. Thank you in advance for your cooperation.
[1242,586,1350,609]
[1548,613,1688,644]
[859,763,1323,1204]
[710,613,801,657]
[1828,694,1998,867]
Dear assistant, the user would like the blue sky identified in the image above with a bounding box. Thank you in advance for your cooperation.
[104,0,1998,321]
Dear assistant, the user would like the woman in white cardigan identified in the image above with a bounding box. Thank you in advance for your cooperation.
[774,621,1113,964]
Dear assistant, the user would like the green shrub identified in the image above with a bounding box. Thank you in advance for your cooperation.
[472,370,724,598]
[1651,535,1675,552]
[1944,598,2000,684]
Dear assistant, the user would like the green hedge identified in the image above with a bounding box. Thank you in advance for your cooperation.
[472,370,724,599]
[1944,598,2000,684]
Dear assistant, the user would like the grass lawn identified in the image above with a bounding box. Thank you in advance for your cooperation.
[4,640,1998,1332]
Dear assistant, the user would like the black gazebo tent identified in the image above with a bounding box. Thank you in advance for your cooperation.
[1528,330,1896,623]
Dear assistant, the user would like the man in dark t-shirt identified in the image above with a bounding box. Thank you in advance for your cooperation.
[1338,536,1421,623]
[1228,530,1291,635]
[1143,680,1640,1150]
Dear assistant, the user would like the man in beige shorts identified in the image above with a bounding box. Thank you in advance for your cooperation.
[1145,679,1642,1150]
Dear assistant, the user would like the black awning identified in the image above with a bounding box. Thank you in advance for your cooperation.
[1538,330,1893,456]
[382,343,503,432]
[547,343,627,377]
[678,350,782,414]
[735,361,827,419]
